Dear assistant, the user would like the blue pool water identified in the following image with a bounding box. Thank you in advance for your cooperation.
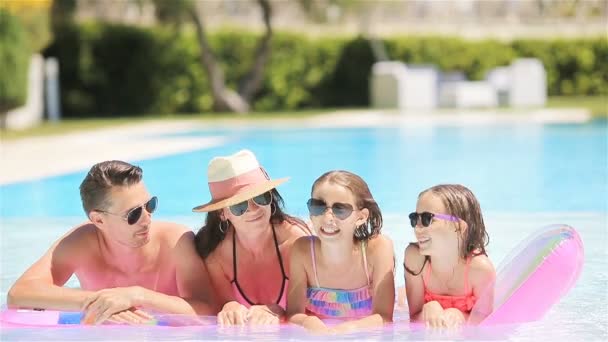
[2,121,607,217]
[1,119,607,340]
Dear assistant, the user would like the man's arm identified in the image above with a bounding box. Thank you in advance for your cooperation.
[7,224,95,311]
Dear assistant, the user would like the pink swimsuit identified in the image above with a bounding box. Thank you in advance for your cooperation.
[230,224,288,309]
[305,237,373,318]
[423,257,476,313]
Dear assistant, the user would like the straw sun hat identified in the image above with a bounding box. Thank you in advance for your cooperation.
[192,150,288,212]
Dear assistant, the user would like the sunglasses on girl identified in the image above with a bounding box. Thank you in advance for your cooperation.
[408,211,459,228]
[229,192,273,216]
[307,198,355,220]
[100,196,158,225]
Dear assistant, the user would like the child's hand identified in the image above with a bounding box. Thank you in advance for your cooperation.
[330,321,357,334]
[421,301,445,328]
[302,315,331,334]
[442,308,465,328]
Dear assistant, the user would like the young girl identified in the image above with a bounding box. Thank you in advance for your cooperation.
[287,171,395,334]
[404,184,495,328]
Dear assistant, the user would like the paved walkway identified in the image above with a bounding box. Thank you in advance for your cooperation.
[0,121,225,185]
[0,108,591,185]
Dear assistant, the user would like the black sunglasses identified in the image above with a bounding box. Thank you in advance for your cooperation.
[100,196,158,225]
[229,192,273,216]
[408,211,459,228]
[307,198,355,220]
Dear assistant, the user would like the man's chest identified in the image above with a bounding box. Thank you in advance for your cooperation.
[75,261,179,296]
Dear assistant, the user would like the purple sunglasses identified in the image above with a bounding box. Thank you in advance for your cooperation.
[408,211,459,228]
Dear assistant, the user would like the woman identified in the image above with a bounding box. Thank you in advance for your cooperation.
[193,149,309,325]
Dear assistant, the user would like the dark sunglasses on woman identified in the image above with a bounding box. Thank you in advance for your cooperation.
[229,192,273,216]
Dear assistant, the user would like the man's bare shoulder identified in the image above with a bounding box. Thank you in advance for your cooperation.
[152,221,193,247]
[58,222,99,249]
[48,222,100,263]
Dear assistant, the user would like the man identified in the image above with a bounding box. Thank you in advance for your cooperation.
[7,160,217,324]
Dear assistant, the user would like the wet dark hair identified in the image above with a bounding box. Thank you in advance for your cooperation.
[405,184,489,276]
[194,189,307,259]
[79,160,143,215]
[311,170,383,242]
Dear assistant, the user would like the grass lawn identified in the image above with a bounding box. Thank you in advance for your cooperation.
[546,95,607,117]
[0,110,326,141]
[1,96,605,141]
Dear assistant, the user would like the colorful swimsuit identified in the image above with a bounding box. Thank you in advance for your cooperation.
[305,237,373,318]
[423,257,476,312]
[230,224,288,309]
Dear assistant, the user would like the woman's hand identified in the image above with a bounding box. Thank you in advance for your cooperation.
[217,301,249,325]
[421,300,445,328]
[247,305,281,325]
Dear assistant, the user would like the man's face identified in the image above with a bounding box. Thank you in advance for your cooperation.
[99,181,154,248]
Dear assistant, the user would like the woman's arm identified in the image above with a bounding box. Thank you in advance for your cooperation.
[167,230,217,314]
[332,236,396,333]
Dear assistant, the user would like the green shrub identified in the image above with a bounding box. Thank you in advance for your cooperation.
[0,9,30,113]
[512,38,607,96]
[44,22,607,117]
[45,23,208,116]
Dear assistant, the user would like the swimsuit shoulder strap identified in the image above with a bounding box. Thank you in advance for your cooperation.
[271,223,288,280]
[231,230,256,306]
[423,258,432,289]
[232,230,237,282]
[309,236,321,287]
[271,223,288,304]
[361,241,371,287]
[463,256,472,294]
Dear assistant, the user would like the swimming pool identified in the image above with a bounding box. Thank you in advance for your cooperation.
[1,119,607,340]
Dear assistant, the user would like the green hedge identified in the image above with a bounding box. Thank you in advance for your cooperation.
[44,22,607,117]
[0,9,30,113]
